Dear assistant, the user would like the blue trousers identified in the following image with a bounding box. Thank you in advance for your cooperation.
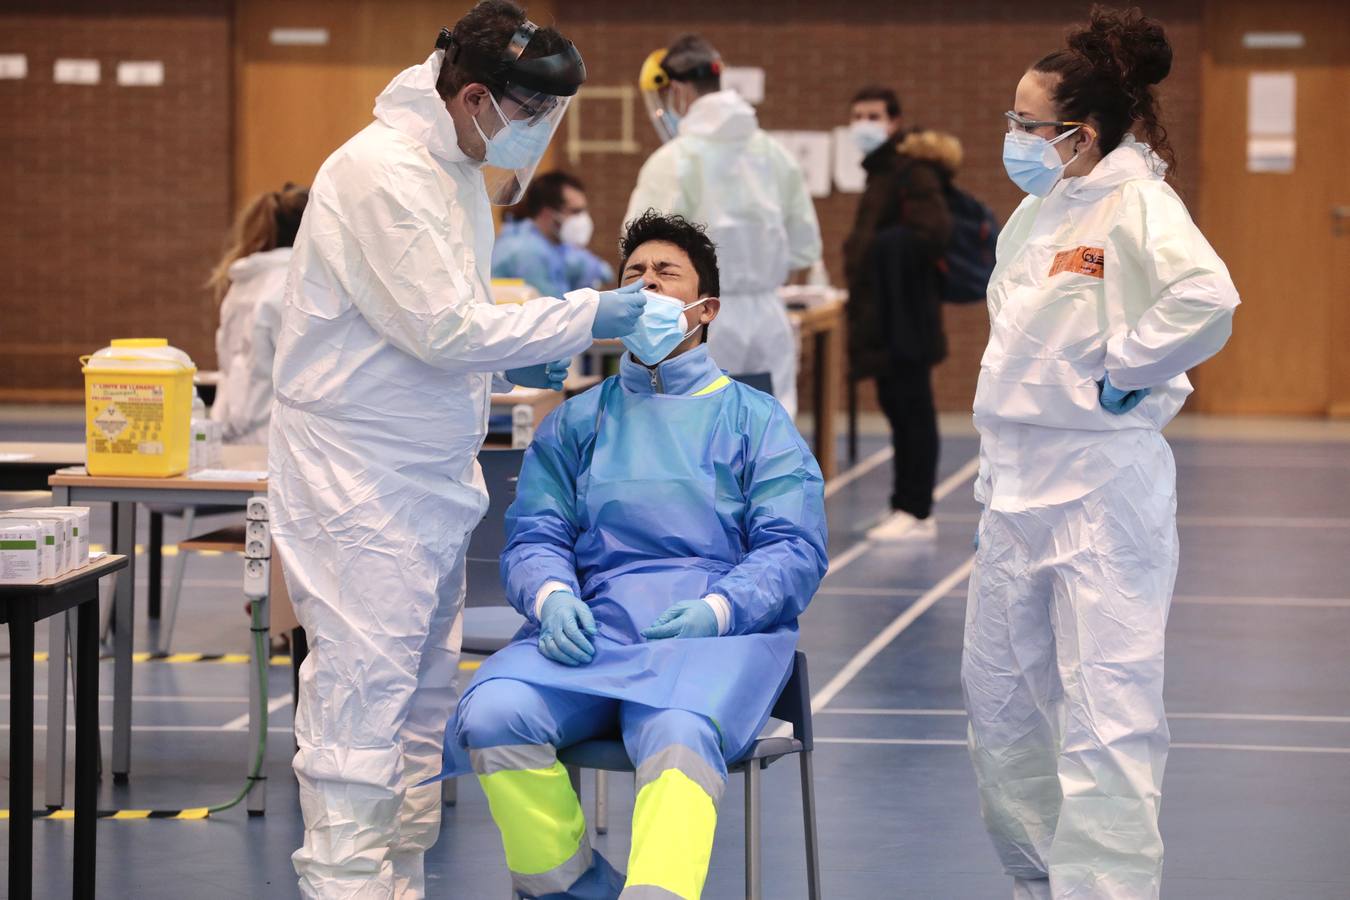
[458,678,727,900]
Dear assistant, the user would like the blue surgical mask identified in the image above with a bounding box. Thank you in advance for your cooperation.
[621,291,706,366]
[474,94,554,170]
[1002,127,1082,197]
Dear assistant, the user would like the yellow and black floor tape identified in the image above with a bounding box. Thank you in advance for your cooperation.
[2,808,213,820]
[14,651,294,666]
[14,652,483,669]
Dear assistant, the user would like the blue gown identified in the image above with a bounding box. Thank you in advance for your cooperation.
[492,219,615,299]
[440,346,828,777]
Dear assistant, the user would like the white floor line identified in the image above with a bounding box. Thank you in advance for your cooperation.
[824,455,980,582]
[815,736,1350,754]
[221,693,294,732]
[816,585,967,599]
[824,446,893,499]
[815,589,1350,608]
[6,694,253,704]
[820,708,1350,724]
[823,542,872,579]
[902,513,1350,531]
[1178,515,1350,529]
[1173,595,1350,608]
[811,558,975,714]
[933,457,982,503]
[2,724,294,733]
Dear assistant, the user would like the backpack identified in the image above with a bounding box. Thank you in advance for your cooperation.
[939,186,999,304]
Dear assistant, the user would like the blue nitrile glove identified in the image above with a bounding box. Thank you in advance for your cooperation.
[591,279,647,339]
[1098,373,1151,415]
[506,359,570,391]
[538,591,598,666]
[641,599,720,640]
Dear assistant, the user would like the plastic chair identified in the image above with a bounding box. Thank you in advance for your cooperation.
[557,650,822,900]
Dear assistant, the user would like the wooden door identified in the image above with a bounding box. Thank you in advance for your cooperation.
[1192,0,1350,416]
[235,0,555,209]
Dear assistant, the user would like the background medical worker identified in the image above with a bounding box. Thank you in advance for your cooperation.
[268,2,645,896]
[493,169,614,298]
[961,9,1240,900]
[207,182,308,446]
[626,34,822,417]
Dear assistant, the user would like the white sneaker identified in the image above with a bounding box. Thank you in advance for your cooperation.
[866,510,937,542]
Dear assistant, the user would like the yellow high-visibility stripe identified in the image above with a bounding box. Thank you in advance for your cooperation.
[479,761,585,876]
[627,769,718,900]
[175,808,210,820]
[691,375,732,397]
[112,810,151,819]
[46,809,75,820]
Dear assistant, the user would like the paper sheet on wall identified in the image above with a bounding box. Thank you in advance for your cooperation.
[722,67,765,105]
[832,126,867,193]
[1247,72,1296,173]
[768,131,833,198]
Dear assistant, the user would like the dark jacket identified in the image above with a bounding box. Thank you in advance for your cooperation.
[843,130,957,377]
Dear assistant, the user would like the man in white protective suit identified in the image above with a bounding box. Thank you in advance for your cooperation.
[268,3,646,896]
[627,33,822,418]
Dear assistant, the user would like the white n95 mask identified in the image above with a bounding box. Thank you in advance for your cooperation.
[559,211,594,248]
[621,291,706,366]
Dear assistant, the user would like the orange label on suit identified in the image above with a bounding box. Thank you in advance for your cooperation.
[1048,246,1105,279]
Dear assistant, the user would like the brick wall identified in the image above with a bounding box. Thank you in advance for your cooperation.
[0,1,231,401]
[554,0,1203,412]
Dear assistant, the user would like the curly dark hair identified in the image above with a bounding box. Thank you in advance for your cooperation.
[1032,5,1175,170]
[618,210,720,298]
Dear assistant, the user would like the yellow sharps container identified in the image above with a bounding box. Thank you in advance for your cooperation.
[82,339,197,477]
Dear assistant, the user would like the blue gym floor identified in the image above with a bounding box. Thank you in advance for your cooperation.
[2,411,1348,899]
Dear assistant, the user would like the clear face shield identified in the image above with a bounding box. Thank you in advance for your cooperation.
[638,47,721,144]
[440,21,586,205]
[473,85,573,205]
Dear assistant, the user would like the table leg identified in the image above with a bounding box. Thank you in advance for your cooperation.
[147,512,162,620]
[46,484,72,810]
[812,330,842,480]
[73,591,100,900]
[246,586,270,815]
[847,376,859,467]
[812,331,827,465]
[44,613,68,810]
[9,610,35,900]
[110,501,136,782]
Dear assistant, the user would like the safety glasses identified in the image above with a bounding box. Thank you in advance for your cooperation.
[1004,110,1092,135]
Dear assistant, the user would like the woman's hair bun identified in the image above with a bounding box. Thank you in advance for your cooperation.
[1068,5,1173,88]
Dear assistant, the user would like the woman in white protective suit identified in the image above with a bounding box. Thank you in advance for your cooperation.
[627,34,822,417]
[962,8,1239,900]
[268,3,646,897]
[206,183,308,446]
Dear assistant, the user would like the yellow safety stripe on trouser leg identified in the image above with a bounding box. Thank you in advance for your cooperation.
[626,747,724,900]
[474,745,592,895]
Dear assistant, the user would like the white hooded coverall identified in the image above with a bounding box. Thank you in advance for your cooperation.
[963,137,1238,899]
[269,52,600,899]
[625,89,822,417]
[211,246,291,446]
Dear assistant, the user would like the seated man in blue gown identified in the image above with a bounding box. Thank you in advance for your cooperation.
[440,211,829,900]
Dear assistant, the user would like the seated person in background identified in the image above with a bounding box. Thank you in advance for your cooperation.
[442,211,829,899]
[206,182,309,446]
[493,170,614,299]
